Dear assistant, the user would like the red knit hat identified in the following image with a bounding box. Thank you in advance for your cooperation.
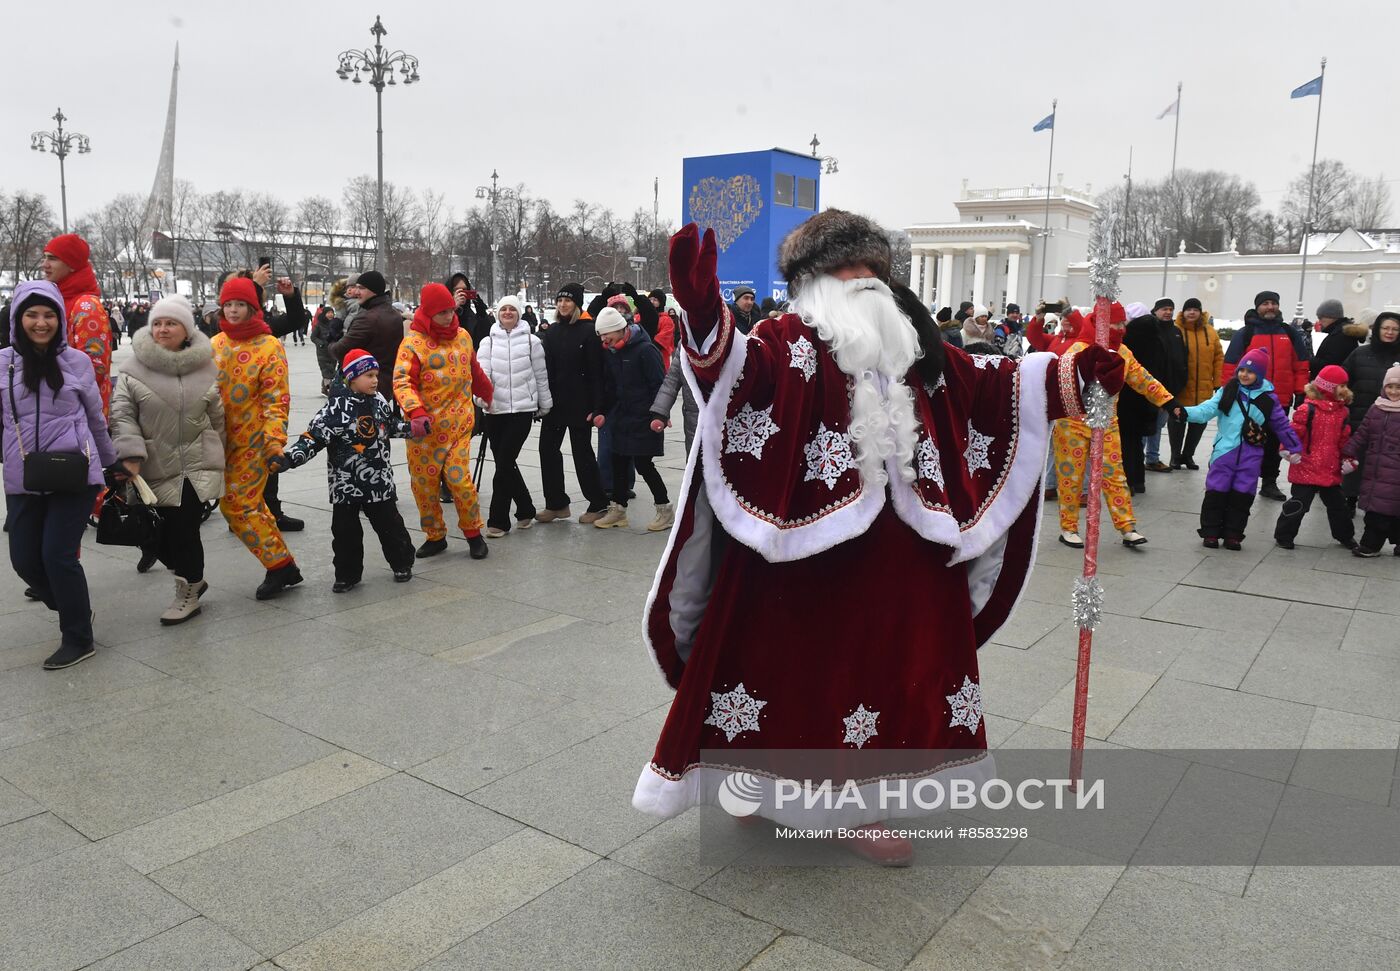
[341,348,379,381]
[1313,364,1349,397]
[44,233,90,271]
[418,282,455,318]
[219,276,260,307]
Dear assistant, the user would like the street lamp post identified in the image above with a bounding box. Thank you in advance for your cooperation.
[475,169,507,303]
[336,15,420,276]
[30,108,91,233]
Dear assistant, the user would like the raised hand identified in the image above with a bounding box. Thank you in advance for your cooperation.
[668,224,721,323]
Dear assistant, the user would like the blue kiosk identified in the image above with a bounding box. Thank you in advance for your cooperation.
[681,148,822,304]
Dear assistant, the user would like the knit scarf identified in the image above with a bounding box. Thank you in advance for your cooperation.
[1375,394,1400,413]
[411,308,458,341]
[55,263,101,307]
[219,310,272,340]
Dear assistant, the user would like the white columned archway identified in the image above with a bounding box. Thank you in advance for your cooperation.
[921,254,936,306]
[1005,251,1021,310]
[937,250,954,310]
[972,249,988,307]
[909,248,922,292]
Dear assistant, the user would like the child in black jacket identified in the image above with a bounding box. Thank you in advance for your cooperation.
[269,349,417,591]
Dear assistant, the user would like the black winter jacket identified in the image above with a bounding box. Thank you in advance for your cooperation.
[1312,320,1369,378]
[1342,318,1400,428]
[329,293,405,399]
[282,386,410,504]
[1119,314,1184,435]
[601,325,666,457]
[540,311,603,425]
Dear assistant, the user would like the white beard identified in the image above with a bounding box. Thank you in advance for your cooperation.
[791,275,922,488]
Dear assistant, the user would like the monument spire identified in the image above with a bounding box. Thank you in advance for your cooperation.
[142,43,179,239]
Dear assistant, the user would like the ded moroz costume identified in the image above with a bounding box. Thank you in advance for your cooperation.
[632,214,1124,846]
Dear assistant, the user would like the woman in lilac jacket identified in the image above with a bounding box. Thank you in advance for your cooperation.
[2,280,117,670]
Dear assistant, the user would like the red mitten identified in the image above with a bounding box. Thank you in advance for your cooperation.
[410,414,432,439]
[1075,344,1125,397]
[668,224,721,323]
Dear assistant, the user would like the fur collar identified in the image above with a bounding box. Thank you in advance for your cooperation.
[132,324,215,376]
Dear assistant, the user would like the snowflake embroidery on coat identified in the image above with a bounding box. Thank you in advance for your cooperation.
[724,402,781,460]
[842,704,880,749]
[803,422,856,490]
[705,683,767,742]
[922,373,946,397]
[963,421,993,476]
[916,436,944,490]
[969,353,1002,370]
[946,676,983,734]
[788,335,817,382]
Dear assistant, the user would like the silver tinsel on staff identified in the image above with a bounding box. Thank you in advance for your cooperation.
[1071,576,1105,632]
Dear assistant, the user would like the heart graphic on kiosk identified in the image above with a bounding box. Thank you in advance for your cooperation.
[688,175,764,252]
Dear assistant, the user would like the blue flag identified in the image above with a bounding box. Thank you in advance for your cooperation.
[1033,112,1055,132]
[1291,75,1323,99]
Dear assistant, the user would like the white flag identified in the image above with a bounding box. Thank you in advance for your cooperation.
[1156,98,1179,120]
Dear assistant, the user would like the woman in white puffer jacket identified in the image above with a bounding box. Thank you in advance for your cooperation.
[477,296,553,537]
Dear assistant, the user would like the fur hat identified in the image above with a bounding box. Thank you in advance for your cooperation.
[341,348,379,382]
[149,296,195,335]
[1237,347,1270,379]
[777,209,892,294]
[594,306,628,335]
[1313,364,1349,397]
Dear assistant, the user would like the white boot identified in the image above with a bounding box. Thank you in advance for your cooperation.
[160,576,206,626]
[1058,530,1084,548]
[647,503,675,532]
[593,502,629,529]
[1120,529,1148,547]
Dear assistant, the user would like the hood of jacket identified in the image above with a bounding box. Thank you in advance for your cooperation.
[1175,310,1214,330]
[7,279,67,347]
[1369,313,1400,348]
[131,324,214,376]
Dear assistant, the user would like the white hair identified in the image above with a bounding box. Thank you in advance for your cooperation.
[791,274,922,488]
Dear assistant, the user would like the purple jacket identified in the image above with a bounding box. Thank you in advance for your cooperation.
[1343,404,1400,517]
[1,279,117,495]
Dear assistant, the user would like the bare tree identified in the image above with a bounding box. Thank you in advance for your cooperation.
[1282,159,1355,237]
[1345,176,1392,229]
[0,191,58,285]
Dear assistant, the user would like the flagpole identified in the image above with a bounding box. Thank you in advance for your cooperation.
[1296,57,1327,321]
[1160,82,1182,295]
[1038,99,1057,303]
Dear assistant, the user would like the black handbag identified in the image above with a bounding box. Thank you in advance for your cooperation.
[95,479,162,547]
[7,362,91,493]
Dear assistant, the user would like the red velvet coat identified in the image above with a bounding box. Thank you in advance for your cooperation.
[1287,396,1351,487]
[633,306,1089,827]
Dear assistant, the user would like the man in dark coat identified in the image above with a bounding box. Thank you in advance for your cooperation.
[1120,300,1186,489]
[1311,299,1369,378]
[729,285,760,334]
[329,270,404,402]
[537,282,609,523]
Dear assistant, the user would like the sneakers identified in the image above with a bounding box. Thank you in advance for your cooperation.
[515,518,534,531]
[43,642,95,670]
[1223,537,1243,551]
[1352,545,1382,558]
[593,502,629,529]
[394,568,412,582]
[137,547,159,574]
[1338,538,1357,550]
[1145,461,1172,473]
[416,538,448,558]
[535,508,571,523]
[1202,536,1220,549]
[647,503,675,532]
[159,577,207,626]
[255,563,303,600]
[1258,482,1286,502]
[1059,531,1084,548]
[1120,530,1148,547]
[275,514,306,532]
[468,535,490,559]
[331,579,360,593]
[483,526,508,539]
[579,508,607,525]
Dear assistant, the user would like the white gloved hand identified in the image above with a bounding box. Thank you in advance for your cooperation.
[1341,458,1358,475]
[1282,451,1302,464]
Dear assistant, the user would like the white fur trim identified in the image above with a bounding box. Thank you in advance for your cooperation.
[632,753,998,828]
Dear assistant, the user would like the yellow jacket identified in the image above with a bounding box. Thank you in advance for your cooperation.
[212,332,290,458]
[1174,311,1224,406]
[394,329,483,433]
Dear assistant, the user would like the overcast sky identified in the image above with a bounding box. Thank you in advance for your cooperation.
[7,0,1398,234]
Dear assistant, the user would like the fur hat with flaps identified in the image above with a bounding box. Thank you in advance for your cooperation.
[777,210,892,295]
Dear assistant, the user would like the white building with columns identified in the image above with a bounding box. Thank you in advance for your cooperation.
[905,177,1097,312]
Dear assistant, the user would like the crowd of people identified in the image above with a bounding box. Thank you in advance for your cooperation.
[3,229,1400,676]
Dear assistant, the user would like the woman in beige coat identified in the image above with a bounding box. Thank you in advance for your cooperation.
[110,296,225,624]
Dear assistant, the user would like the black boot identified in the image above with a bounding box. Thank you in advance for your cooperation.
[468,535,490,559]
[137,546,159,573]
[1274,498,1304,550]
[416,538,448,558]
[1259,481,1286,501]
[255,563,304,600]
[275,514,305,532]
[43,642,95,670]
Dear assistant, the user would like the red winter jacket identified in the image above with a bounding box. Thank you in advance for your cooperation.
[1222,311,1310,400]
[1287,396,1351,487]
[1025,314,1081,356]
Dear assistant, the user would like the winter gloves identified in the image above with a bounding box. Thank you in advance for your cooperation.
[410,414,432,439]
[669,224,722,332]
[266,453,289,474]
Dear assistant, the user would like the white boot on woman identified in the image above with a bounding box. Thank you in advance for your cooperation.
[160,577,208,626]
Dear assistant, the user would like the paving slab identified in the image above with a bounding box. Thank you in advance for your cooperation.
[151,774,520,956]
[0,844,195,971]
[81,916,265,971]
[420,860,777,971]
[743,935,884,971]
[1144,586,1289,634]
[1027,664,1159,740]
[0,811,87,876]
